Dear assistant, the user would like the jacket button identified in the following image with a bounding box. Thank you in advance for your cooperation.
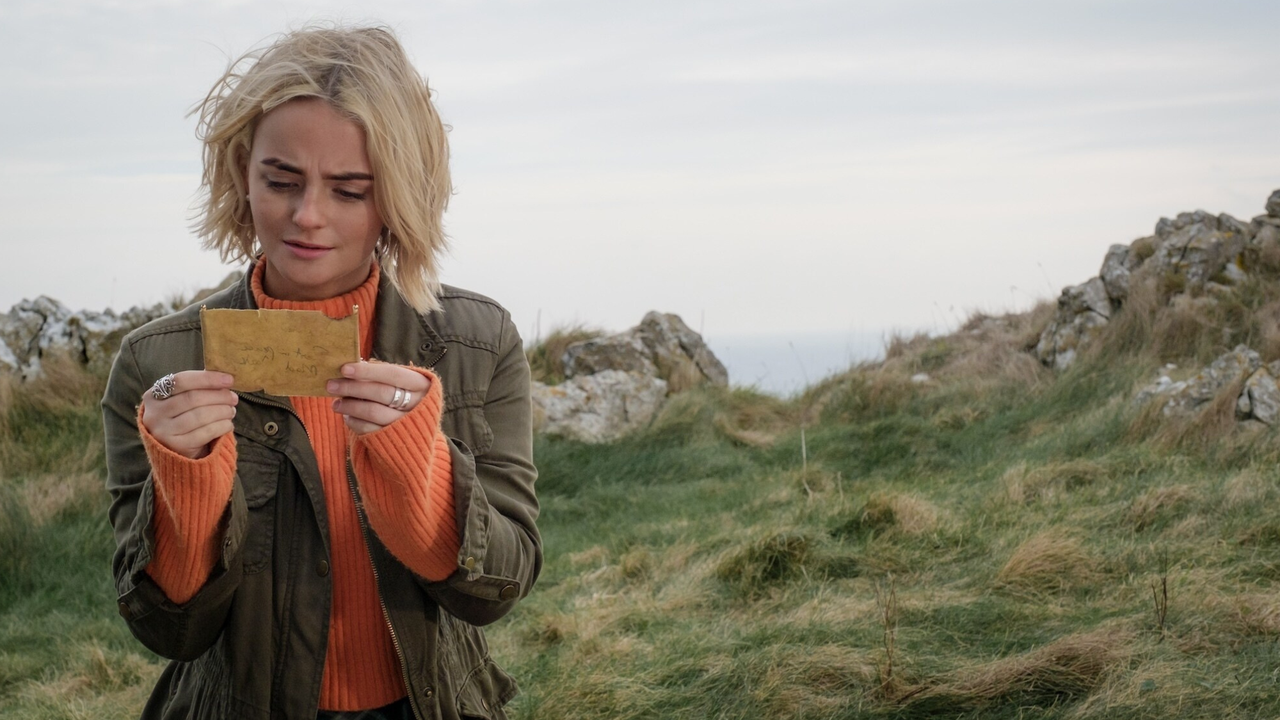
[117,602,132,621]
[499,585,517,601]
[263,421,279,436]
[316,560,330,577]
[424,687,434,699]
[464,556,476,571]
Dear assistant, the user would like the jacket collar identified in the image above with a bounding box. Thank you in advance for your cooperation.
[232,260,448,368]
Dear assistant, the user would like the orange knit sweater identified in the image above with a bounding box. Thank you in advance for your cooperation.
[139,261,461,711]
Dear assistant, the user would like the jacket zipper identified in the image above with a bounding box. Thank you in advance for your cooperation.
[352,344,444,720]
[238,392,426,720]
[346,446,427,720]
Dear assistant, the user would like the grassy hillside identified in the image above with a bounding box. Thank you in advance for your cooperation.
[3,288,1280,718]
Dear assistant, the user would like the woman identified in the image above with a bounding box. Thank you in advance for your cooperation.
[102,26,540,720]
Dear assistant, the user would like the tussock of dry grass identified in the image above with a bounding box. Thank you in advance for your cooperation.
[0,376,12,438]
[642,385,795,448]
[1221,469,1271,509]
[709,388,793,447]
[716,532,812,599]
[5,641,162,719]
[525,323,606,385]
[755,645,878,717]
[19,472,102,525]
[1000,459,1109,504]
[831,492,941,540]
[1225,593,1280,638]
[902,627,1132,710]
[887,306,1053,386]
[1127,484,1198,532]
[807,368,918,424]
[995,532,1097,594]
[7,355,107,417]
[806,304,1057,430]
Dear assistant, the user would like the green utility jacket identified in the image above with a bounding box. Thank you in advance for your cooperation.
[102,265,540,720]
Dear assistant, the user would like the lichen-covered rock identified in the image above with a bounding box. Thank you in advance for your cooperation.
[564,311,728,393]
[0,295,174,379]
[636,312,729,392]
[1136,345,1261,417]
[1238,369,1280,425]
[1218,213,1255,242]
[1035,277,1111,370]
[0,297,74,379]
[1267,189,1280,218]
[563,332,658,378]
[1253,223,1280,249]
[1100,244,1132,303]
[530,370,668,443]
[1151,219,1246,289]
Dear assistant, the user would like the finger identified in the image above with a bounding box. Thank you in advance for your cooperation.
[156,370,235,398]
[333,397,401,427]
[343,415,382,435]
[167,403,238,436]
[326,378,398,404]
[148,389,239,419]
[326,380,420,412]
[339,362,430,392]
[142,391,232,436]
[172,420,236,457]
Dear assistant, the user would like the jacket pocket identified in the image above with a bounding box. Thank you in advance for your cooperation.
[438,611,518,719]
[456,657,518,720]
[236,442,281,575]
[443,402,494,457]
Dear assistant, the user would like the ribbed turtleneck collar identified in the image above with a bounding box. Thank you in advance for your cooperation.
[250,259,379,360]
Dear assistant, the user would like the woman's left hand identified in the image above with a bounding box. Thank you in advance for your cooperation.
[328,361,431,434]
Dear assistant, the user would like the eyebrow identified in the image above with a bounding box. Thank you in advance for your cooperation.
[260,158,374,182]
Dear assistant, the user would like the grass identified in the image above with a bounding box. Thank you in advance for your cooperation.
[5,293,1280,718]
[525,324,606,385]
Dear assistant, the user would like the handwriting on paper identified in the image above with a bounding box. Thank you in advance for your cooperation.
[201,307,360,397]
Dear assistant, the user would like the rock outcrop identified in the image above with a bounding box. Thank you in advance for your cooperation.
[0,297,169,379]
[1036,191,1276,370]
[1134,345,1280,427]
[531,370,668,444]
[1034,277,1112,371]
[0,272,242,380]
[1135,345,1259,416]
[530,311,727,443]
[563,312,728,393]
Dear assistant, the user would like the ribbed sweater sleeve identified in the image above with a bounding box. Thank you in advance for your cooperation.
[136,405,237,605]
[350,367,460,582]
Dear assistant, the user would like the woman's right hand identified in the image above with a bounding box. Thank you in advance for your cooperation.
[140,371,239,459]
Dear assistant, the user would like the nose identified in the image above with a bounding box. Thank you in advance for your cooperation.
[292,186,325,230]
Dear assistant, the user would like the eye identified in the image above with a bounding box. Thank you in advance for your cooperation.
[336,189,368,201]
[265,179,296,191]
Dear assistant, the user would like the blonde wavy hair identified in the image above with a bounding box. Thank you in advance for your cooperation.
[191,25,451,314]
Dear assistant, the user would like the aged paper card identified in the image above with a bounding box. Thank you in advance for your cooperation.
[201,307,360,397]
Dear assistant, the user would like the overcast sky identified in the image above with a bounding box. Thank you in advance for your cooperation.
[3,0,1279,353]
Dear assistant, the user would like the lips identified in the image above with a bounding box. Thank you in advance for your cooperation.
[283,240,333,259]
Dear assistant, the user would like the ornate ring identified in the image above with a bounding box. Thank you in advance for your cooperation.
[389,386,411,411]
[150,373,177,401]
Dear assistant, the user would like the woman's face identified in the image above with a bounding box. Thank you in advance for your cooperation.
[246,97,384,302]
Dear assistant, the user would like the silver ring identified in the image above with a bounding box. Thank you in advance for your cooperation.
[151,373,177,401]
[389,386,411,411]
